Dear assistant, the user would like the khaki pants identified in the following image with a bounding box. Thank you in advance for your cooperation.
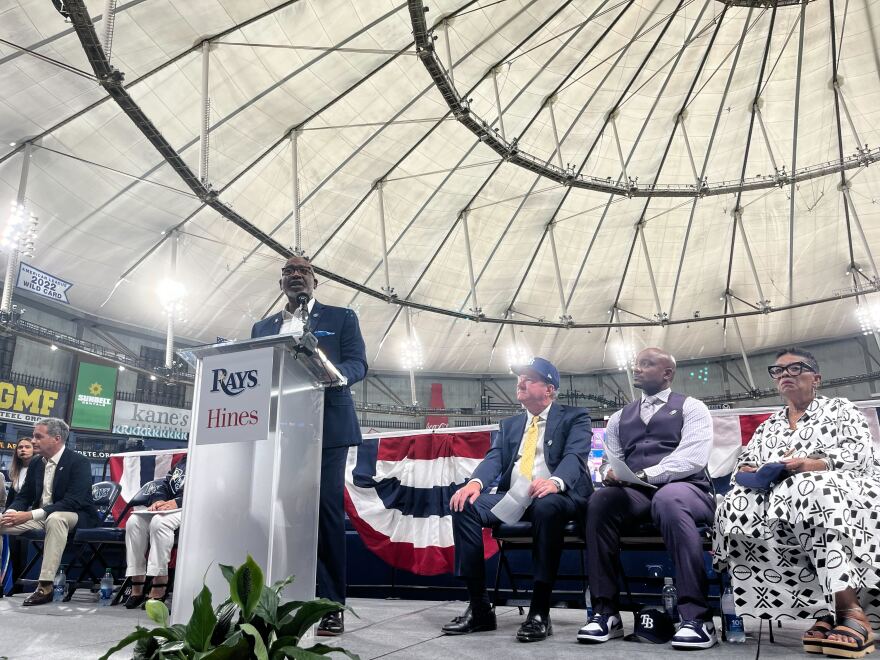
[4,511,79,582]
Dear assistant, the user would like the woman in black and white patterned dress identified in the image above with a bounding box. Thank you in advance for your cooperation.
[714,348,880,658]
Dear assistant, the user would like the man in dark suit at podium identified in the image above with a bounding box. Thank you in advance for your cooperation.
[1,417,98,606]
[251,255,367,636]
[443,357,592,642]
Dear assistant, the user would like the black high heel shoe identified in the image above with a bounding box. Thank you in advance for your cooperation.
[141,583,170,608]
[124,580,147,609]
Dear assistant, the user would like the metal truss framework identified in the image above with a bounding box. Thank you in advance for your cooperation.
[408,0,876,199]
[49,0,880,334]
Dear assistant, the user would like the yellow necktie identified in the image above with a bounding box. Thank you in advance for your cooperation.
[519,416,540,479]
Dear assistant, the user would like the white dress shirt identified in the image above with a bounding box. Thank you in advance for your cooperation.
[279,298,315,336]
[602,388,712,484]
[31,445,65,522]
[475,402,565,492]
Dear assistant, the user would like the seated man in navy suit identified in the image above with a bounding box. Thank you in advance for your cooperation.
[443,357,592,642]
[251,255,367,636]
[1,417,98,606]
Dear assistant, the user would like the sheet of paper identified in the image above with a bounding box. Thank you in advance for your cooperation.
[606,451,657,488]
[130,508,182,516]
[490,478,533,524]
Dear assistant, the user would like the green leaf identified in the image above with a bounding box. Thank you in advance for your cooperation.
[255,585,280,627]
[277,600,306,624]
[219,563,236,586]
[158,640,186,652]
[271,645,359,660]
[146,599,170,627]
[240,622,269,660]
[271,574,295,596]
[230,555,264,620]
[99,626,156,660]
[211,600,239,646]
[277,600,346,642]
[195,635,250,660]
[186,584,218,652]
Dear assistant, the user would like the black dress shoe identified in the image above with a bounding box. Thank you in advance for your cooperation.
[22,589,53,607]
[516,613,552,642]
[442,605,497,635]
[317,611,344,636]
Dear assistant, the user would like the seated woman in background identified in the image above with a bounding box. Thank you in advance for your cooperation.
[123,457,186,609]
[7,437,34,503]
[714,348,880,658]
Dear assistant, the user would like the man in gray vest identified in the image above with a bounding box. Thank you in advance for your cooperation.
[578,348,716,649]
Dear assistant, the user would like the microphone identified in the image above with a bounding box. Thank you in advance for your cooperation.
[295,293,311,333]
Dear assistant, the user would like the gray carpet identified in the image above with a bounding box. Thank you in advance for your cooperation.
[0,594,815,659]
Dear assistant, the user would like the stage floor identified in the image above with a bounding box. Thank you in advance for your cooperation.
[0,594,816,659]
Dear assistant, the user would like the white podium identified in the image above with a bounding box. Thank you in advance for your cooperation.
[171,334,344,624]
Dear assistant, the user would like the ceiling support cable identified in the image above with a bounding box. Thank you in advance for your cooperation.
[834,83,869,158]
[492,66,507,140]
[548,224,570,325]
[722,3,778,326]
[733,206,769,307]
[609,112,630,188]
[669,5,745,319]
[547,97,565,170]
[199,41,211,186]
[290,129,303,254]
[725,294,758,393]
[442,19,456,87]
[638,223,664,321]
[460,211,481,316]
[754,104,779,176]
[565,3,716,313]
[679,117,702,187]
[789,1,807,303]
[828,0,860,295]
[504,1,681,334]
[450,0,632,318]
[597,0,714,321]
[376,181,394,299]
[840,184,880,281]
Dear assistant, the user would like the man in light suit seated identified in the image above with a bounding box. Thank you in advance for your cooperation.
[443,357,592,642]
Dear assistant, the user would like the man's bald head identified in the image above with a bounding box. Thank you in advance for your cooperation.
[632,347,677,394]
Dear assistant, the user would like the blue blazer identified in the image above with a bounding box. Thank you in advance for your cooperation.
[9,448,99,527]
[251,301,368,449]
[471,402,593,502]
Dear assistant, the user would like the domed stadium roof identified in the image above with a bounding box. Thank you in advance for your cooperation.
[1,0,879,373]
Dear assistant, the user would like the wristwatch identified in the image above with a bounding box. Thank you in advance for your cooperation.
[634,469,648,482]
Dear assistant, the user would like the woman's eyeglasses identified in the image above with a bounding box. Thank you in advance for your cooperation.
[767,362,817,379]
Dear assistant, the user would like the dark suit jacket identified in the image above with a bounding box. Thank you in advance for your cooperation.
[251,300,368,448]
[9,448,99,527]
[471,402,593,504]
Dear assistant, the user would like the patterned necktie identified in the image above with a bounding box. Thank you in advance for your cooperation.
[641,396,658,425]
[519,416,540,479]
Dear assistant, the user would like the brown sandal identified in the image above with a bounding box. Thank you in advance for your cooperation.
[804,615,836,654]
[822,617,875,658]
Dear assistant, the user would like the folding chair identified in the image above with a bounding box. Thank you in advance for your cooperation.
[64,479,162,602]
[491,520,587,614]
[62,481,121,600]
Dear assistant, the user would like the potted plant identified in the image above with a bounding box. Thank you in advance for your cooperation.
[101,555,357,659]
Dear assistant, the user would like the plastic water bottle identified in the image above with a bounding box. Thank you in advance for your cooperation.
[662,577,679,622]
[722,586,746,643]
[585,586,593,617]
[99,569,114,607]
[52,567,66,602]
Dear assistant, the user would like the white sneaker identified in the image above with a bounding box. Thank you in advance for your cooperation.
[670,619,718,650]
[577,612,624,643]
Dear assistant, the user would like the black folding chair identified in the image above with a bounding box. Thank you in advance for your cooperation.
[61,481,122,600]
